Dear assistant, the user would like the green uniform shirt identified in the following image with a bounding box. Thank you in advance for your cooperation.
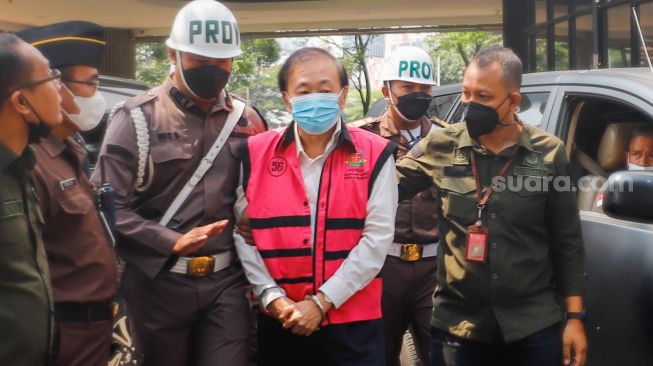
[0,143,54,366]
[396,122,586,342]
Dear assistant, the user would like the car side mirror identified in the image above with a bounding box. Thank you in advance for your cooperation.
[603,171,653,223]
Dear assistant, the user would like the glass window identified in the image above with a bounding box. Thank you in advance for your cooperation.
[517,92,551,126]
[428,93,459,120]
[638,4,653,67]
[535,30,548,72]
[553,0,569,20]
[576,14,594,69]
[536,0,548,24]
[607,4,632,68]
[555,21,570,70]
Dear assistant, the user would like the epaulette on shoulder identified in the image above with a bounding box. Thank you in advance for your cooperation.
[349,116,378,128]
[228,92,268,129]
[431,117,450,128]
[122,88,159,110]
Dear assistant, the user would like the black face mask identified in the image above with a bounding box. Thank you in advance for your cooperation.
[181,65,230,100]
[393,92,432,121]
[27,122,52,143]
[463,95,512,139]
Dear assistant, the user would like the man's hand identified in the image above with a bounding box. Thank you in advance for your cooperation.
[282,300,322,336]
[237,213,255,246]
[563,319,587,366]
[172,220,229,256]
[266,296,296,322]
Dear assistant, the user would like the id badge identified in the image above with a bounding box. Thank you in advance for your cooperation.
[465,223,489,263]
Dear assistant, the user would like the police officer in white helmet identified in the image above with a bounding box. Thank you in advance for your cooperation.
[353,45,443,366]
[91,1,267,365]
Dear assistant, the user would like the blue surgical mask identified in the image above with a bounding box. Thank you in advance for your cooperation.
[290,91,342,135]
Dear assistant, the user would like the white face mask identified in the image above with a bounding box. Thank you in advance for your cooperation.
[628,162,653,171]
[65,92,106,132]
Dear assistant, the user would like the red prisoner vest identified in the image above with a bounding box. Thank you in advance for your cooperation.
[242,122,396,325]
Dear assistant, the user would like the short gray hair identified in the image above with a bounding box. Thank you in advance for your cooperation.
[470,46,523,89]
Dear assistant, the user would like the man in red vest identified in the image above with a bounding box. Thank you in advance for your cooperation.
[235,47,398,365]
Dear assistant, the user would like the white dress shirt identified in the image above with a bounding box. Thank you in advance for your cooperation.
[234,121,398,310]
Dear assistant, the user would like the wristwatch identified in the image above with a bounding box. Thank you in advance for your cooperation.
[565,309,586,321]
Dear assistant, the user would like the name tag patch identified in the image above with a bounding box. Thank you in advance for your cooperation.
[513,166,549,177]
[1,200,24,218]
[59,178,78,191]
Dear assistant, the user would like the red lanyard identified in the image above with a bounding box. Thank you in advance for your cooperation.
[470,150,516,221]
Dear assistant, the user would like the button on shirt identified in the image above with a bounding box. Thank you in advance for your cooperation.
[235,121,398,310]
[396,122,585,342]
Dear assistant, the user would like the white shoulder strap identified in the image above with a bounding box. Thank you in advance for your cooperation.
[159,99,247,227]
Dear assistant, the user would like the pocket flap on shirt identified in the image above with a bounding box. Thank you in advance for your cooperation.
[150,141,193,164]
[58,190,93,215]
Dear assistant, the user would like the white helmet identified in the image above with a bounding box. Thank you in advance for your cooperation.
[166,0,242,59]
[381,45,437,85]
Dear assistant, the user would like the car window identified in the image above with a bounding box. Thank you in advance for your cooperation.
[516,92,549,126]
[428,93,459,120]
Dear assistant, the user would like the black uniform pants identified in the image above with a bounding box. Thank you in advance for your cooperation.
[257,314,385,366]
[382,255,438,366]
[122,263,252,366]
[430,323,562,366]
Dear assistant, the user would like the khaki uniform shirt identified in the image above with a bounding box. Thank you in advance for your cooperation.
[0,143,54,366]
[396,122,586,342]
[353,114,440,244]
[32,134,118,304]
[91,78,267,280]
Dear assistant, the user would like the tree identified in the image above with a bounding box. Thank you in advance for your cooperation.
[230,38,281,105]
[320,35,376,117]
[426,31,503,84]
[136,42,171,86]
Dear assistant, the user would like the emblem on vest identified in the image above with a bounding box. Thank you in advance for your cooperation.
[346,149,368,167]
[268,156,288,177]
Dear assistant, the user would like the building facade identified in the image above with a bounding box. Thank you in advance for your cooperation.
[505,0,653,72]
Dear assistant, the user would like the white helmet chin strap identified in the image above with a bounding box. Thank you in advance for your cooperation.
[175,49,200,100]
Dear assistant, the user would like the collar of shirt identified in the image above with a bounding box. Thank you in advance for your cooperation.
[165,76,232,117]
[458,114,537,156]
[279,119,356,154]
[379,113,433,139]
[39,133,67,158]
[293,118,342,164]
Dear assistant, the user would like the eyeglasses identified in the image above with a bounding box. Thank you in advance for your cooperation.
[63,78,100,91]
[1,69,62,102]
[16,69,62,90]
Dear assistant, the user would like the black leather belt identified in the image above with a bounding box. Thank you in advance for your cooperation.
[54,302,113,323]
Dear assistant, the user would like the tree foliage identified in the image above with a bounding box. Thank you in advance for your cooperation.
[426,31,503,84]
[320,35,376,118]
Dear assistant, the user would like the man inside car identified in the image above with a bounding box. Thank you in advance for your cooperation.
[594,125,653,212]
